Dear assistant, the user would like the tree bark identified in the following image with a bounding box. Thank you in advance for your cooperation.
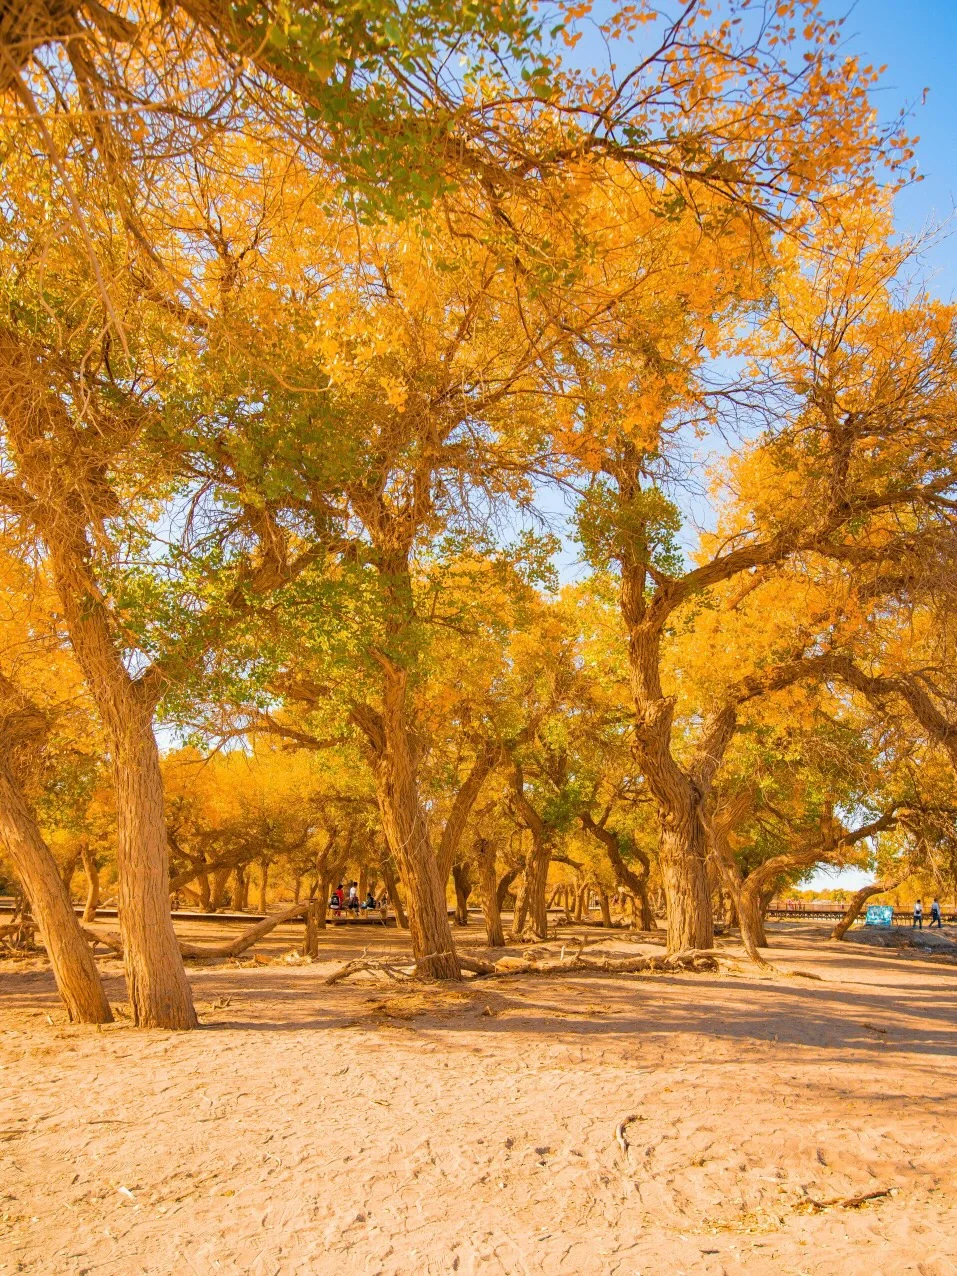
[452,862,472,926]
[496,866,520,913]
[112,712,198,1026]
[355,664,459,978]
[234,863,249,912]
[474,837,505,947]
[0,761,113,1024]
[80,841,100,924]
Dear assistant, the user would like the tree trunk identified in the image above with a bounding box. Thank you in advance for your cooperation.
[234,864,249,912]
[113,717,198,1027]
[258,858,269,913]
[380,857,408,929]
[303,900,319,957]
[736,880,770,963]
[452,862,472,926]
[80,842,100,924]
[598,887,612,928]
[210,865,231,911]
[474,837,505,947]
[496,866,520,912]
[362,666,459,978]
[831,879,900,941]
[574,880,586,922]
[358,866,368,901]
[658,816,714,953]
[44,533,197,1029]
[0,762,113,1024]
[580,813,655,930]
[60,850,79,896]
[513,838,550,940]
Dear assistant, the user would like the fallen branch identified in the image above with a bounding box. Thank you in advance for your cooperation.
[799,1187,893,1213]
[81,901,311,962]
[324,951,418,986]
[456,946,728,979]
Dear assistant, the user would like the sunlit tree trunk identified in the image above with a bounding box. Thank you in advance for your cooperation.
[258,858,269,913]
[356,663,459,978]
[0,761,112,1024]
[474,837,505,947]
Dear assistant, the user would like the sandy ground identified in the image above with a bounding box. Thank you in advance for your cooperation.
[2,920,956,1276]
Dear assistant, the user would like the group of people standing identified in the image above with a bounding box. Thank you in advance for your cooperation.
[913,899,944,928]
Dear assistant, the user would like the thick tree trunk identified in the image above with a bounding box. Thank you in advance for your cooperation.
[113,718,198,1028]
[0,763,113,1024]
[61,850,79,896]
[658,815,714,953]
[80,842,100,924]
[197,869,212,912]
[452,862,472,926]
[210,865,231,911]
[496,867,520,913]
[474,838,505,947]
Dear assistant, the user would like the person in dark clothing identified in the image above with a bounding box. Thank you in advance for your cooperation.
[930,898,943,928]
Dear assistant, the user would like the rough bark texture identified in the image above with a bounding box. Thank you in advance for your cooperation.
[474,837,505,947]
[509,766,552,940]
[354,664,459,978]
[0,761,112,1024]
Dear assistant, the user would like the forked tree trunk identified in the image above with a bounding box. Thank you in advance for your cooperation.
[80,842,100,923]
[452,862,471,926]
[0,762,113,1024]
[210,865,231,911]
[474,837,505,947]
[496,867,519,913]
[736,880,770,963]
[580,813,655,931]
[514,839,550,940]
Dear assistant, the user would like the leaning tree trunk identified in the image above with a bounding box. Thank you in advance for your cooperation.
[474,837,505,947]
[0,762,113,1024]
[380,857,409,930]
[80,841,100,924]
[113,714,198,1028]
[831,879,901,941]
[452,862,472,926]
[580,813,655,931]
[735,880,770,965]
[46,537,197,1029]
[367,667,459,978]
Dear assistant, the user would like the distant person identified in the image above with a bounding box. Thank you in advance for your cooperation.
[930,898,943,928]
[348,881,360,912]
[912,899,923,929]
[363,890,376,910]
[330,884,344,913]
